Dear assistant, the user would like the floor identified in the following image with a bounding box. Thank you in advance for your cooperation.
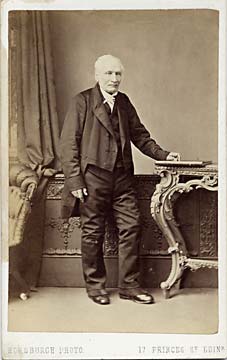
[8,287,218,334]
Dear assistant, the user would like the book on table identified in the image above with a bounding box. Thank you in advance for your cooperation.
[155,160,213,167]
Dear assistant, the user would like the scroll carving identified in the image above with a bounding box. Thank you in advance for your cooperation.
[200,193,217,257]
[151,164,218,298]
[46,182,64,199]
[44,216,81,251]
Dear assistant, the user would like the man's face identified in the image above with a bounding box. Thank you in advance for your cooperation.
[96,58,122,94]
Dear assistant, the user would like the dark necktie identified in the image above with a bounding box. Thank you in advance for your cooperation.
[104,102,111,115]
[103,94,117,114]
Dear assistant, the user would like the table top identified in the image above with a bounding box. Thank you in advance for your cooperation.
[154,161,218,176]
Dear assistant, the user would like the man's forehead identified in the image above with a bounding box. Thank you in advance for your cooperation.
[99,59,122,71]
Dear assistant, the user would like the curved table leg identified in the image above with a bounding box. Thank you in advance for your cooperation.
[151,170,218,298]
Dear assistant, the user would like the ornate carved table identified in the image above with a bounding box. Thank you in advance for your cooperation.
[150,161,218,298]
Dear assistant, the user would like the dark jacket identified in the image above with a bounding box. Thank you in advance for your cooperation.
[59,83,169,218]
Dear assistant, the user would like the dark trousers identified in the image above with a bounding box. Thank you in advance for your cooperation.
[80,165,141,296]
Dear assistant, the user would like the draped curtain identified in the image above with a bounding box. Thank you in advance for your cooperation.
[9,11,61,293]
[13,10,61,173]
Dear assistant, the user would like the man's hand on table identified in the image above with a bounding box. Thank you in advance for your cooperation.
[166,152,181,161]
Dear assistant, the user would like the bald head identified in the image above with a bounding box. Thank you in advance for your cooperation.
[95,55,124,74]
[95,54,124,94]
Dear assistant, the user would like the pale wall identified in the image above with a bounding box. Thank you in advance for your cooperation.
[49,10,218,174]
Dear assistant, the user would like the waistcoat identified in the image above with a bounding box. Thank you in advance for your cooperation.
[104,101,124,168]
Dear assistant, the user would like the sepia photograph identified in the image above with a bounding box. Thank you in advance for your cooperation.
[1,0,227,359]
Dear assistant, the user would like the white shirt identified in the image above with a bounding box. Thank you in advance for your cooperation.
[100,87,118,112]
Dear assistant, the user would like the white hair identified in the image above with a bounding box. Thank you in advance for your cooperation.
[94,54,124,74]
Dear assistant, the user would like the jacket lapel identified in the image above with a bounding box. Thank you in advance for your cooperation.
[117,94,127,152]
[92,84,115,137]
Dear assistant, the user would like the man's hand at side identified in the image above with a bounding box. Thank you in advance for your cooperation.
[71,188,88,203]
[166,152,181,161]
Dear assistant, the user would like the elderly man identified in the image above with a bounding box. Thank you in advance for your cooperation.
[60,54,179,305]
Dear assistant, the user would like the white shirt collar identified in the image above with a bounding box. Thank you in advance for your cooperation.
[99,87,118,112]
[100,87,118,102]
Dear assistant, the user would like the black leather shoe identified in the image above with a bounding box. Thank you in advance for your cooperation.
[119,292,154,304]
[89,295,110,305]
